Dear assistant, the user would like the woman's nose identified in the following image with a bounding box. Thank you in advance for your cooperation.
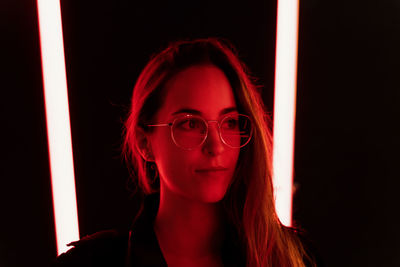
[202,122,225,156]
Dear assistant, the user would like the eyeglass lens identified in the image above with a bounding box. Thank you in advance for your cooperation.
[171,115,252,149]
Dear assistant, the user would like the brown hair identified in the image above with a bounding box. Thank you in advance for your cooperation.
[123,38,314,267]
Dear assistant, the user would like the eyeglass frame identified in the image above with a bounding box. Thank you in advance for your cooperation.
[146,114,253,150]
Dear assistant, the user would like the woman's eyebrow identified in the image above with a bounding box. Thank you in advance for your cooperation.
[171,107,238,116]
[219,107,238,115]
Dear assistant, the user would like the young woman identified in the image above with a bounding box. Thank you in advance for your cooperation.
[54,38,316,267]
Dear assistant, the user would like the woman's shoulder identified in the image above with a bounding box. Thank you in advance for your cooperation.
[52,229,129,267]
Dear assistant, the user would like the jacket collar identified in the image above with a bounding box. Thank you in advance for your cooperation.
[127,193,246,267]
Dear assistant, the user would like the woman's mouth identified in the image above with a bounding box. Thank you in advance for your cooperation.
[195,166,228,173]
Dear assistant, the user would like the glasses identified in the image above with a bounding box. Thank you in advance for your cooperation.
[147,114,253,150]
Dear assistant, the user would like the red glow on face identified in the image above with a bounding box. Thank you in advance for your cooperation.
[148,65,240,203]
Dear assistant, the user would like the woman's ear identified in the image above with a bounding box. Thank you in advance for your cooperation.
[135,127,155,162]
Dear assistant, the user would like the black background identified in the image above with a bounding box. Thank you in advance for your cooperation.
[1,0,400,266]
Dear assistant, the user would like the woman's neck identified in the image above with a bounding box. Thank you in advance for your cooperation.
[154,186,225,259]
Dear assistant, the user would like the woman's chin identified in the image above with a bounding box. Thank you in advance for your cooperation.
[188,187,229,204]
[165,181,230,204]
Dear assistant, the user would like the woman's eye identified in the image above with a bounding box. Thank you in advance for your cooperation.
[188,120,197,128]
[178,119,201,130]
[223,119,239,129]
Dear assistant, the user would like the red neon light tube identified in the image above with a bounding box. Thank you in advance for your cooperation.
[273,0,300,227]
[37,0,80,254]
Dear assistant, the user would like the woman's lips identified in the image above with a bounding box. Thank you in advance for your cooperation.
[195,167,228,172]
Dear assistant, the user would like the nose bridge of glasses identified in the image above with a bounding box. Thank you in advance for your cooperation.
[204,120,224,145]
[206,120,221,134]
[207,120,219,126]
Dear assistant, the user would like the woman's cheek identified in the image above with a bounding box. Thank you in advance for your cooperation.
[154,140,193,188]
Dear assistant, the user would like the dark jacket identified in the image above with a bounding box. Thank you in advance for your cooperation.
[52,194,246,267]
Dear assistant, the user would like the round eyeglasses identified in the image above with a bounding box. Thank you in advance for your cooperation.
[147,114,253,150]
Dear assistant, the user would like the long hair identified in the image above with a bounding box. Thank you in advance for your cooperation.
[123,38,314,267]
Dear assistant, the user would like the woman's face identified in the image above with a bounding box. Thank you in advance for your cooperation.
[148,64,240,203]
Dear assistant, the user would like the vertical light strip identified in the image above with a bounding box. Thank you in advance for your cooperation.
[272,0,300,227]
[37,0,80,255]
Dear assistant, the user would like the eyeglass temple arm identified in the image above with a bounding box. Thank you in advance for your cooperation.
[147,123,171,127]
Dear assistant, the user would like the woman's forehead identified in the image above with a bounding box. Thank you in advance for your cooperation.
[159,64,237,119]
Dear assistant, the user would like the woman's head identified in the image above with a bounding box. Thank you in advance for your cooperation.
[123,38,271,198]
[143,63,242,203]
[123,38,311,267]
